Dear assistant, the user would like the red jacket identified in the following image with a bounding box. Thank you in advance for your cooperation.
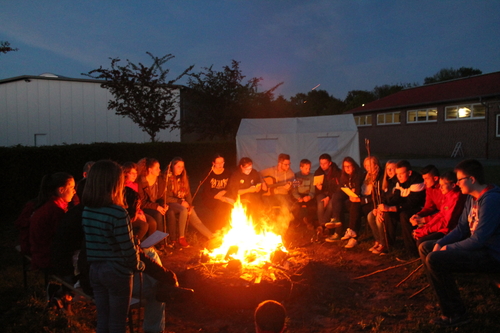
[417,184,443,220]
[414,187,466,238]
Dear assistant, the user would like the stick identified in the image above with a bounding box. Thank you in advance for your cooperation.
[353,258,420,279]
[396,264,423,287]
[409,284,429,299]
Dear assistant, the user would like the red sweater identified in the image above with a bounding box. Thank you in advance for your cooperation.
[29,198,68,270]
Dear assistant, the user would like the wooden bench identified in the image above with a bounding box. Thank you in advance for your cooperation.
[15,245,143,333]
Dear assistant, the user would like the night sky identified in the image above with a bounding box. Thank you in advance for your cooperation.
[1,0,499,99]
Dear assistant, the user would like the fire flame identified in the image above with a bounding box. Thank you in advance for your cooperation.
[204,197,287,266]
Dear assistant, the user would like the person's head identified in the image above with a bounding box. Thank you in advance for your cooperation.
[212,154,225,172]
[299,159,311,175]
[396,160,412,184]
[342,156,360,176]
[384,160,397,180]
[82,161,94,178]
[439,171,457,195]
[454,159,486,195]
[421,165,440,189]
[168,157,185,177]
[37,172,75,207]
[137,157,160,178]
[319,153,332,171]
[82,160,125,208]
[254,300,286,333]
[363,156,380,176]
[239,157,253,175]
[122,162,138,183]
[278,153,291,172]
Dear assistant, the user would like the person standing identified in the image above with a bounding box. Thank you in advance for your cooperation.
[82,160,144,333]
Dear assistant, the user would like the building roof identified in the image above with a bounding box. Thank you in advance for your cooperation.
[347,71,500,113]
[0,73,185,89]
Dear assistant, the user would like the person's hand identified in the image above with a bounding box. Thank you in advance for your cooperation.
[432,243,442,252]
[377,204,386,212]
[157,205,167,215]
[376,212,384,224]
[302,196,311,203]
[350,196,361,203]
[322,196,330,208]
[316,184,323,191]
[181,200,190,209]
[440,245,447,251]
[410,215,424,226]
[284,182,292,191]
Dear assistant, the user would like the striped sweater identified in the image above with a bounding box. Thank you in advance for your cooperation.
[82,205,140,276]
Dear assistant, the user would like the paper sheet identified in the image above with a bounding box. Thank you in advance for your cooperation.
[341,186,358,198]
[140,230,168,248]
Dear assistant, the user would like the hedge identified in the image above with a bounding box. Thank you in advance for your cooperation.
[0,141,236,218]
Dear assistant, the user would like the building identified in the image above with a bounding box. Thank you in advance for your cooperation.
[346,71,500,158]
[0,73,181,146]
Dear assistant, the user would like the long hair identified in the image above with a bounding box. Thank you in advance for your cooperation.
[35,172,73,209]
[363,156,381,184]
[382,160,397,192]
[341,156,360,178]
[136,157,159,178]
[82,160,125,208]
[166,157,189,196]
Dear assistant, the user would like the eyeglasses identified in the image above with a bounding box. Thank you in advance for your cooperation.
[456,176,470,183]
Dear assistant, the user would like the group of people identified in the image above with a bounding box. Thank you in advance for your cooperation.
[15,151,500,330]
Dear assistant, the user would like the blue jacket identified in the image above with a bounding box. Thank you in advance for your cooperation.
[437,185,500,262]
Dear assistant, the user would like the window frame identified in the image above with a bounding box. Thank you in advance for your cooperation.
[376,111,401,126]
[407,108,438,123]
[444,103,486,121]
[354,115,373,127]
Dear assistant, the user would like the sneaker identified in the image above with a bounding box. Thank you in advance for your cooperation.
[325,218,342,229]
[430,313,470,327]
[341,228,357,240]
[178,237,190,248]
[345,238,358,248]
[368,242,379,252]
[325,233,340,242]
[371,244,388,255]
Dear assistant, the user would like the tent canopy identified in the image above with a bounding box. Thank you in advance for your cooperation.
[236,115,360,172]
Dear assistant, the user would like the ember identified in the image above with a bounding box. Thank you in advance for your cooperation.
[203,198,287,266]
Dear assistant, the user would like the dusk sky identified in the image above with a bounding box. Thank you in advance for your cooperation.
[1,1,500,100]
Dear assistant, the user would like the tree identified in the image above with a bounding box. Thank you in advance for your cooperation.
[183,60,282,140]
[83,52,193,142]
[343,90,377,111]
[289,90,345,117]
[424,67,482,84]
[0,41,18,54]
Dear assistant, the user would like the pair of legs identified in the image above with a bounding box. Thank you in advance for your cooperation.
[331,192,362,237]
[419,240,500,318]
[90,262,133,333]
[167,202,214,240]
[383,210,419,257]
[143,208,164,233]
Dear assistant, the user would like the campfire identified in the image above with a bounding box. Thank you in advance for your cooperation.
[185,198,309,308]
[202,198,288,267]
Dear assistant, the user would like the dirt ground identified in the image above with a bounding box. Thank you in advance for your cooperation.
[156,222,433,333]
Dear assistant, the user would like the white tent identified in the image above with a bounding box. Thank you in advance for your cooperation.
[236,115,360,172]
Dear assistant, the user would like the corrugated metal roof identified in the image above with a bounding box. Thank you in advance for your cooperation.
[347,71,500,113]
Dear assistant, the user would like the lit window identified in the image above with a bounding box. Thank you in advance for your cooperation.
[377,112,401,125]
[407,108,438,123]
[445,103,486,121]
[354,115,372,126]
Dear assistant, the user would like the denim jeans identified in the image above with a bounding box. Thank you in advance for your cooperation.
[90,262,133,333]
[419,240,500,317]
